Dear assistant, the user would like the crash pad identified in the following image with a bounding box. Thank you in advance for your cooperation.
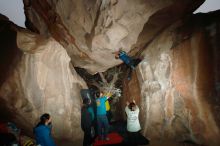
[94,132,123,146]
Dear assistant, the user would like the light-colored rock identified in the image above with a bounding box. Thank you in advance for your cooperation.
[134,13,220,146]
[2,2,220,146]
[23,0,203,73]
[0,30,87,143]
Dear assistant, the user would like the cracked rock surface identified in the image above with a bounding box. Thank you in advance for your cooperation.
[23,0,204,73]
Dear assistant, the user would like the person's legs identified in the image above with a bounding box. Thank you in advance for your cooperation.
[127,131,132,144]
[83,129,91,146]
[127,67,133,80]
[106,110,112,123]
[83,133,87,146]
[127,131,137,145]
[128,58,142,69]
[133,58,142,67]
[126,58,137,80]
[128,60,135,69]
[97,116,103,139]
[137,131,150,145]
[102,115,109,140]
[133,132,139,145]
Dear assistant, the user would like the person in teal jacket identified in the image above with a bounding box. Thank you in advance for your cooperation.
[34,113,56,146]
[96,91,111,141]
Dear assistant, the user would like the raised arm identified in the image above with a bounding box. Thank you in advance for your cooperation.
[125,101,130,114]
[105,92,112,100]
[133,99,140,112]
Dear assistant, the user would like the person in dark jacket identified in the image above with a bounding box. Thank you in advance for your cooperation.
[81,98,95,146]
[34,113,56,146]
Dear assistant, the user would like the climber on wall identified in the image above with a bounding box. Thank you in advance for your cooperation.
[114,49,141,80]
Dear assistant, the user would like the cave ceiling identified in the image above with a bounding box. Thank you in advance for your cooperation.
[23,0,204,73]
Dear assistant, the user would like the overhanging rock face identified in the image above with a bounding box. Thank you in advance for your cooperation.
[134,11,220,145]
[0,23,87,143]
[23,0,204,74]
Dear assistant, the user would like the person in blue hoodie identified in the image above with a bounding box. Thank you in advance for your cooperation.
[34,113,56,146]
[114,49,141,80]
[115,50,135,69]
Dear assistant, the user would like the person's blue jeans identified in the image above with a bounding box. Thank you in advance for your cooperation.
[97,115,109,139]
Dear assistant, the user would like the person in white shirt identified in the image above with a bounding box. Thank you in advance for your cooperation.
[125,100,141,145]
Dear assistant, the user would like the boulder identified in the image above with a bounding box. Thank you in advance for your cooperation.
[133,11,220,146]
[0,17,87,144]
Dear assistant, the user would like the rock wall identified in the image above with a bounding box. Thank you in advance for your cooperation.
[23,0,204,73]
[1,1,220,145]
[0,14,22,87]
[114,71,142,120]
[134,11,220,145]
[0,14,23,123]
[0,21,87,144]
